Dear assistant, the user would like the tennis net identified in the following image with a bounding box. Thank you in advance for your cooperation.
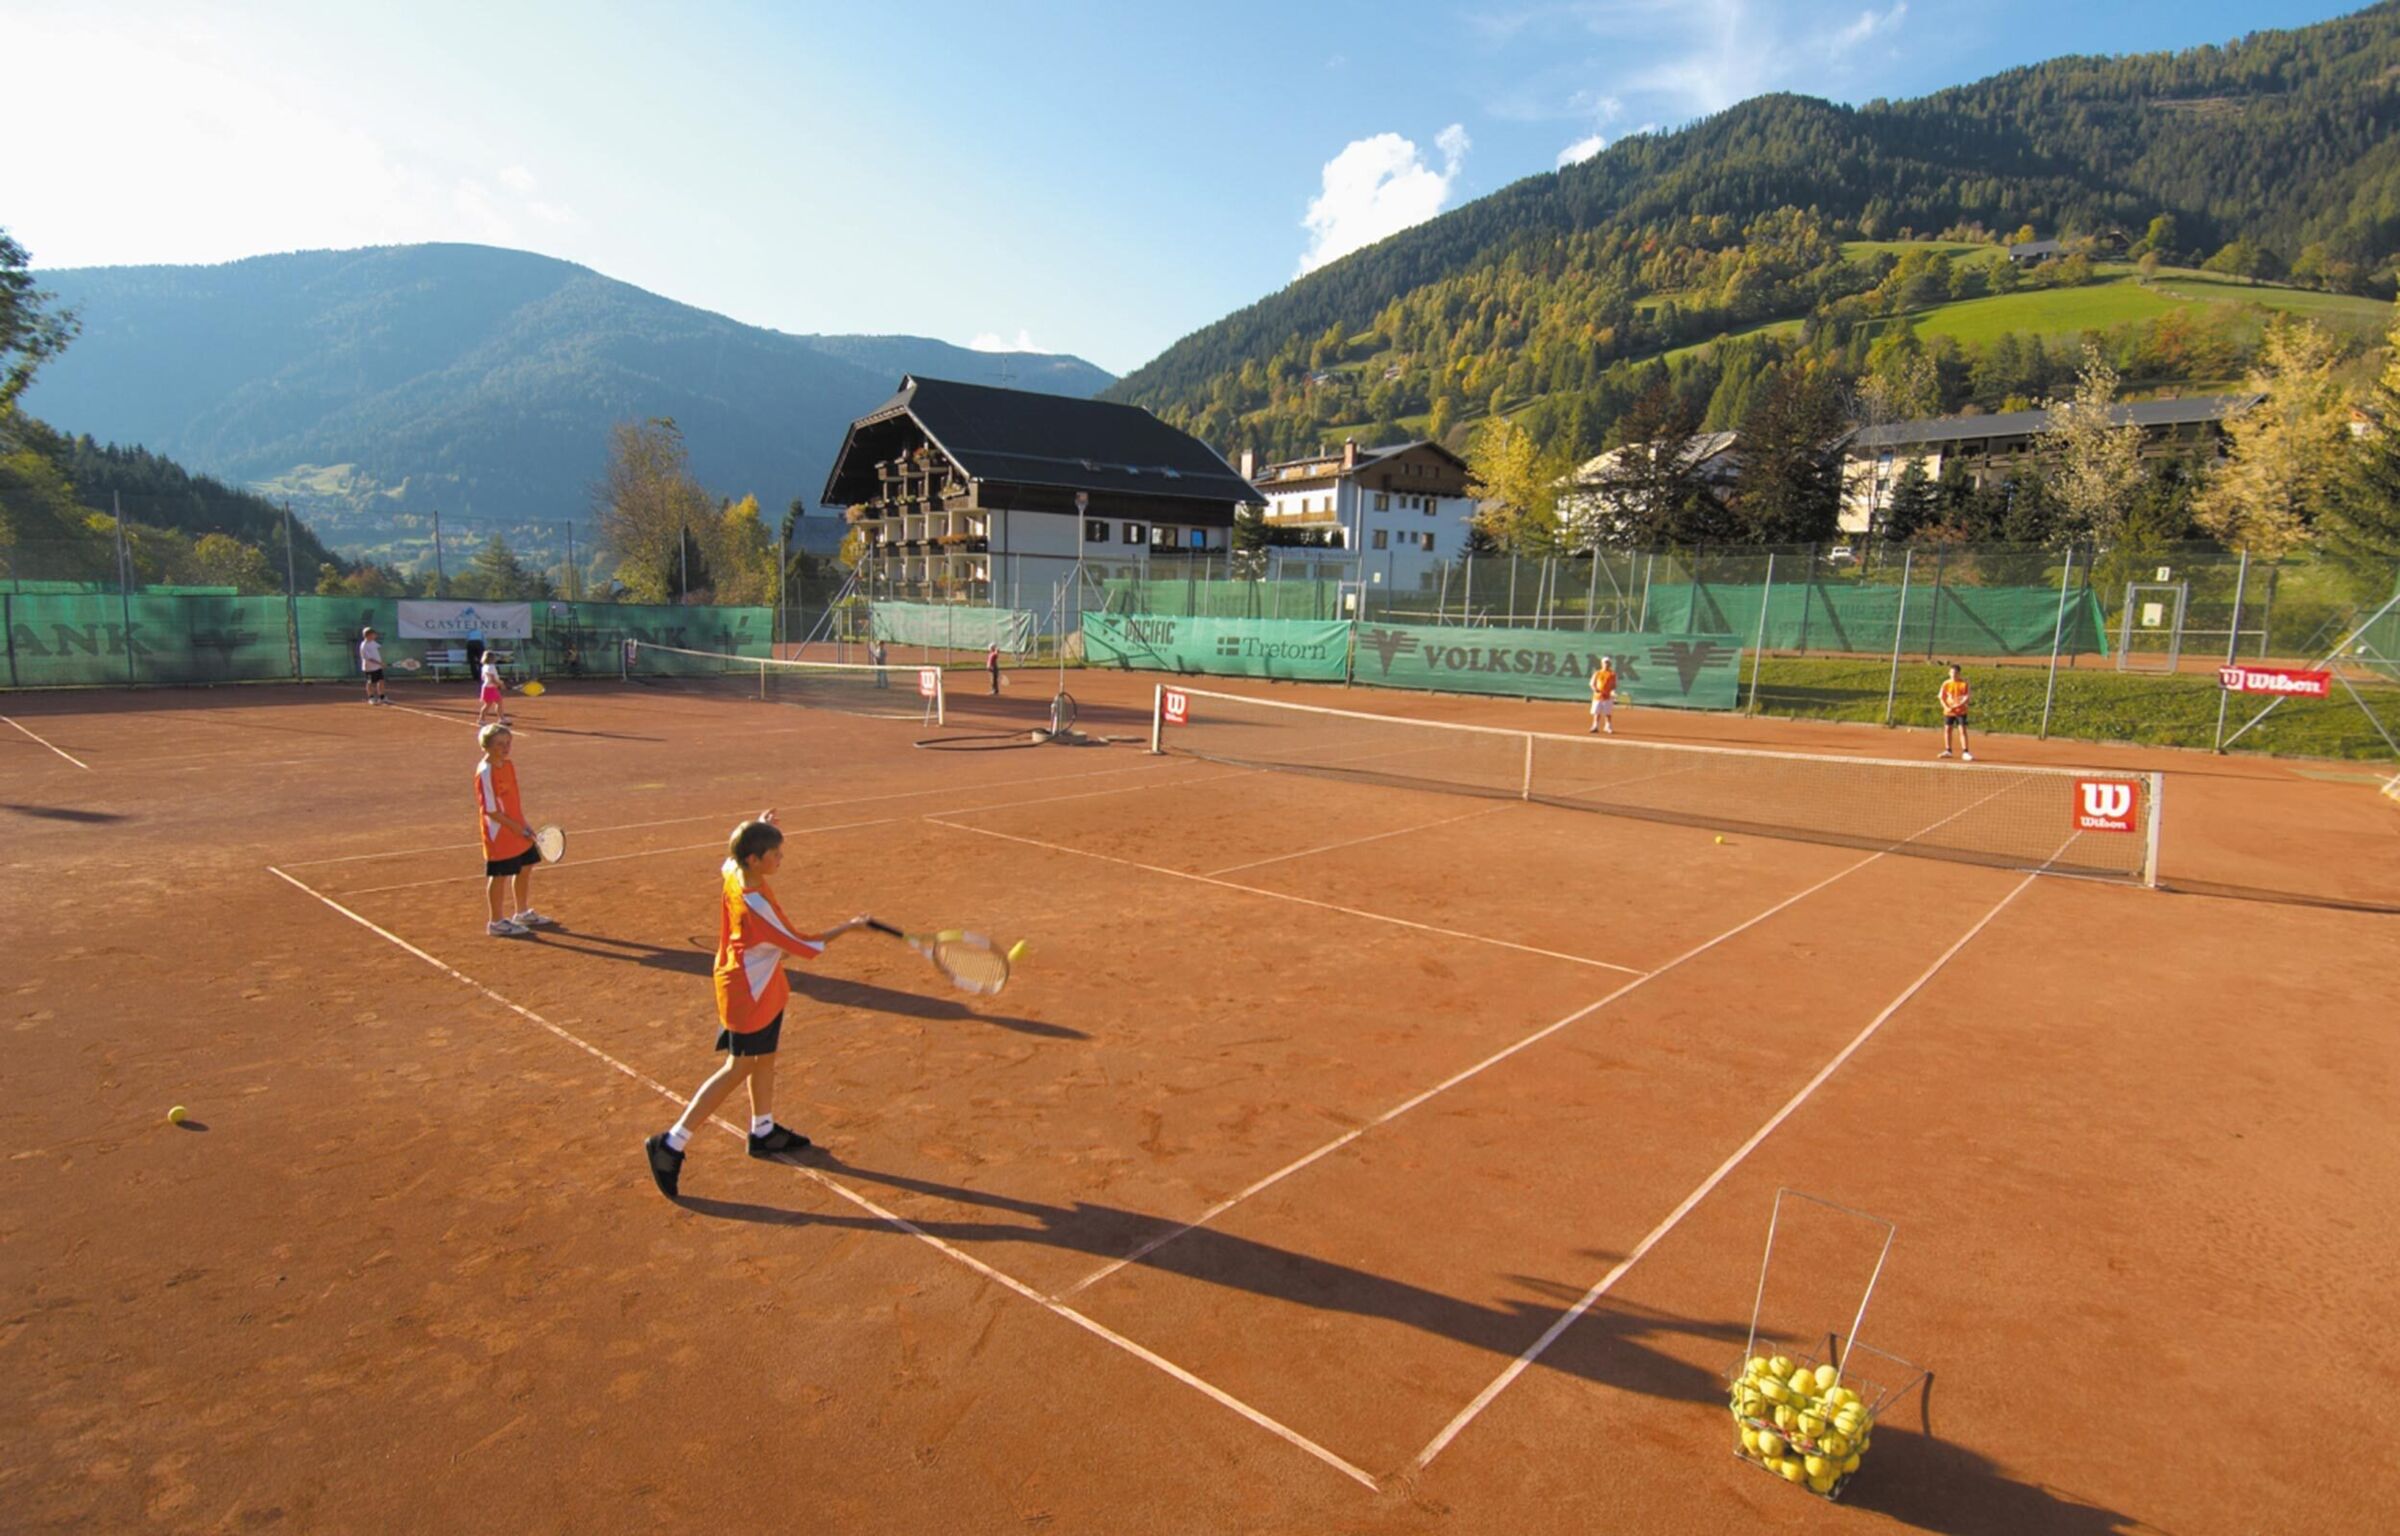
[628,641,944,724]
[1150,684,2160,885]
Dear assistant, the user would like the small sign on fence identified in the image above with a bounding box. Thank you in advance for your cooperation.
[917,667,940,699]
[2217,664,2331,698]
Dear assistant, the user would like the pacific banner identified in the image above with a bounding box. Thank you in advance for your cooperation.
[1081,612,1350,683]
[1350,621,1744,711]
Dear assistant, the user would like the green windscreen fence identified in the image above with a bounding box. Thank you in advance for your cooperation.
[871,600,1037,652]
[1645,579,2108,658]
[1100,576,1348,621]
[5,593,775,688]
[1081,613,1352,682]
[1350,621,1742,710]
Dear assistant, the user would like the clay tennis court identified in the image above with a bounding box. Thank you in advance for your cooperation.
[4,668,2396,1534]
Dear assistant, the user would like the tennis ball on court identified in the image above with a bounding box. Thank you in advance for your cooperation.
[1007,940,1028,963]
[1813,1363,1839,1393]
[167,1105,187,1125]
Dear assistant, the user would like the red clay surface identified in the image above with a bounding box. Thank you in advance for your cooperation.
[3,669,2396,1534]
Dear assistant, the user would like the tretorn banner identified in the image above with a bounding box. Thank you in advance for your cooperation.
[1080,613,1351,683]
[1350,620,1742,710]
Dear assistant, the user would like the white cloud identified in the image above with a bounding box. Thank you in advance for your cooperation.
[1297,123,1470,277]
[1830,2,1906,54]
[498,164,539,194]
[1557,133,1607,168]
[969,329,1044,353]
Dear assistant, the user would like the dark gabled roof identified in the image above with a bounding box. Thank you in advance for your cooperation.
[1850,394,2261,452]
[2007,239,2067,258]
[821,375,1260,507]
[1256,439,1471,485]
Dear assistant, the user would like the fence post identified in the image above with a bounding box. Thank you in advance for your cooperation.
[1882,549,1914,727]
[283,499,301,681]
[2039,546,2077,740]
[1637,552,1653,631]
[1508,554,1519,624]
[2210,547,2251,752]
[1746,553,1775,714]
[1925,545,1946,659]
[1795,546,1816,656]
[1463,557,1473,626]
[1586,553,1600,632]
[2256,563,2278,658]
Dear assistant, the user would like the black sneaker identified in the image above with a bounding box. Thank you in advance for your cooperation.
[644,1133,685,1198]
[748,1124,812,1160]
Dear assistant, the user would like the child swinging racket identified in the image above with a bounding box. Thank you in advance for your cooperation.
[862,920,1024,996]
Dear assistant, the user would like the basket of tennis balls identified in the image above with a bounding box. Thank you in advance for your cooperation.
[1727,1350,1877,1499]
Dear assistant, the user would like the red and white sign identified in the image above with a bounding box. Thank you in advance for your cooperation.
[2217,664,2331,698]
[1161,688,1190,726]
[2073,778,2140,833]
[917,667,940,699]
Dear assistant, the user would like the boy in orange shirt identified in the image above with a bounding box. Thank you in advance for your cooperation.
[1588,655,1619,735]
[1937,663,1974,761]
[643,812,869,1197]
[475,724,553,936]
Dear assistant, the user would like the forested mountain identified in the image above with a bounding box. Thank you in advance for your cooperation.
[22,244,1113,542]
[1108,3,2400,463]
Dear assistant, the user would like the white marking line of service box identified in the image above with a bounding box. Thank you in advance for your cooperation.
[320,769,1254,898]
[277,753,1203,869]
[1056,775,2035,1297]
[264,864,1378,1491]
[1057,841,1889,1298]
[1411,848,2062,1470]
[1202,805,1512,877]
[928,818,1645,977]
[1,714,93,770]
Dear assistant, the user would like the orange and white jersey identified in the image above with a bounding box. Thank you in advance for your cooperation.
[713,859,824,1034]
[1590,666,1618,702]
[1939,678,1971,717]
[474,760,532,860]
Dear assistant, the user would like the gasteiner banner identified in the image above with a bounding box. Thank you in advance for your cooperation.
[396,601,533,640]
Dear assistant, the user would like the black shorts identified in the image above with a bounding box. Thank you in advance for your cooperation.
[484,847,541,878]
[715,1012,784,1057]
[1946,714,1970,728]
[365,668,386,683]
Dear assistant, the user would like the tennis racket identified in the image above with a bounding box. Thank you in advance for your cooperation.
[396,657,423,672]
[863,919,1018,996]
[534,824,566,863]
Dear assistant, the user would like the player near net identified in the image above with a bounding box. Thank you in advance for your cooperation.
[476,723,555,936]
[1588,654,1619,735]
[644,811,871,1198]
[1937,663,1975,761]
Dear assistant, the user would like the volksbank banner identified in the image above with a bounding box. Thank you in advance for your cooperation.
[1081,612,1350,683]
[1351,621,1743,711]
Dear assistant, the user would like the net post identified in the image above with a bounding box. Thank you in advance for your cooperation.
[1150,684,1164,754]
[757,657,767,702]
[2145,770,2164,889]
[1746,552,1775,714]
[1520,731,1534,800]
[1882,549,1913,727]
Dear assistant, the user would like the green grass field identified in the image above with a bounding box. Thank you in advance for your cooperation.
[1839,239,1997,264]
[1750,654,2400,760]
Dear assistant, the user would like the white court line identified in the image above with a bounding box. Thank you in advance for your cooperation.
[1,714,93,770]
[319,771,1252,898]
[276,754,1198,869]
[1203,805,1510,877]
[265,865,1377,1491]
[928,819,1645,977]
[1058,843,1887,1298]
[1409,841,2069,1470]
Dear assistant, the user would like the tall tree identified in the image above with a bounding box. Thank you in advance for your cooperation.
[595,417,716,602]
[1731,367,1845,544]
[2194,321,2353,557]
[1464,415,1567,552]
[0,229,78,422]
[2036,343,2147,545]
[1574,380,1714,548]
[2323,304,2400,589]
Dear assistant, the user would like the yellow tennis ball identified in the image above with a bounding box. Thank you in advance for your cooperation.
[1788,1369,1816,1396]
[1006,940,1028,963]
[1744,1355,1770,1379]
[1767,1355,1793,1378]
[1813,1363,1839,1393]
[1779,1459,1807,1484]
[1756,1430,1785,1460]
[1796,1412,1825,1439]
[1820,1433,1850,1459]
[1842,1454,1861,1474]
[1714,834,1726,844]
[167,1106,187,1124]
[1804,1454,1831,1479]
[1808,1471,1838,1494]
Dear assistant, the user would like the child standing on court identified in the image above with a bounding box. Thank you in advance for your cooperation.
[476,651,508,727]
[644,812,868,1197]
[475,723,553,936]
[986,639,1001,695]
[359,626,389,706]
[1937,663,1974,761]
[1588,654,1618,735]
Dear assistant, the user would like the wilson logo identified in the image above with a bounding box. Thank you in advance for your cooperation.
[1162,689,1189,725]
[2074,779,2138,833]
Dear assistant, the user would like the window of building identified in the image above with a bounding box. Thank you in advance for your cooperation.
[1188,529,1207,549]
[1375,492,1390,511]
[1122,522,1147,545]
[1371,529,1388,550]
[1084,519,1108,544]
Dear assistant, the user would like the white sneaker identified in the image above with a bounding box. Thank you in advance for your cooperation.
[487,919,530,937]
[512,909,556,928]
[1938,749,1953,759]
[1962,751,1975,762]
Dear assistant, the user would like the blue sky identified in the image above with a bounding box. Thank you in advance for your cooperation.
[4,0,2362,375]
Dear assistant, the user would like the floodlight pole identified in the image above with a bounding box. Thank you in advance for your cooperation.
[2210,548,2250,752]
[2039,546,2077,740]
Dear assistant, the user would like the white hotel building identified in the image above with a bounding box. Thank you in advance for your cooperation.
[1242,438,1477,592]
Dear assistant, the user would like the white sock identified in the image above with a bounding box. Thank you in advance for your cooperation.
[664,1125,691,1153]
[751,1114,774,1137]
